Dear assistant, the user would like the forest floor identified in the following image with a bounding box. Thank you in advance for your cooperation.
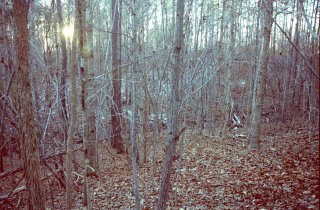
[0,120,319,209]
[72,120,319,209]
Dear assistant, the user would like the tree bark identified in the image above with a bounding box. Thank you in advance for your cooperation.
[221,0,235,139]
[57,0,69,138]
[77,0,93,208]
[86,0,99,175]
[157,0,184,209]
[65,0,79,208]
[111,0,125,154]
[246,0,261,133]
[248,0,273,151]
[130,1,141,209]
[12,0,45,209]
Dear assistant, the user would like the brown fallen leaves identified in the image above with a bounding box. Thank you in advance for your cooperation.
[1,124,318,209]
[88,127,319,209]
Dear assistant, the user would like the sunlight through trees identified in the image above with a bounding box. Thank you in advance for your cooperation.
[0,0,318,209]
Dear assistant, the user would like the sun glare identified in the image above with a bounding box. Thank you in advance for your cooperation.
[63,25,74,39]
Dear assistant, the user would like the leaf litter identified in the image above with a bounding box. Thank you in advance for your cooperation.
[88,125,319,209]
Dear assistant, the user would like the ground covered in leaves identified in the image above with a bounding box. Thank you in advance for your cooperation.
[1,122,319,209]
[83,123,319,209]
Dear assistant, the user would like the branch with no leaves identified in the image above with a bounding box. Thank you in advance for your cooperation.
[174,125,186,142]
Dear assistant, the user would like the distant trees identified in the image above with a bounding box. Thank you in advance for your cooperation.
[0,0,318,208]
[0,0,11,173]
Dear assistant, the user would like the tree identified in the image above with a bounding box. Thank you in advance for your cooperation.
[217,0,226,137]
[65,0,79,208]
[57,0,69,137]
[12,0,45,208]
[111,0,125,153]
[246,0,261,135]
[248,0,273,150]
[220,0,236,139]
[77,0,93,208]
[86,0,99,175]
[157,0,185,209]
[129,1,141,209]
[1,0,319,208]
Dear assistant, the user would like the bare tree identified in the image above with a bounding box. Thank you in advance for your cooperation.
[248,0,273,150]
[86,0,99,175]
[111,0,125,153]
[77,0,93,208]
[157,0,185,209]
[12,0,45,208]
[65,0,79,208]
[57,0,69,138]
[128,0,141,209]
[0,1,12,173]
[221,0,236,139]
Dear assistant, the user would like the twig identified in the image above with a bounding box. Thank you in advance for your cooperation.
[174,126,187,142]
[42,159,66,189]
[0,166,23,179]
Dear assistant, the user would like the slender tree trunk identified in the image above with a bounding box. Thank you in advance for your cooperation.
[130,1,141,209]
[0,4,11,172]
[141,5,149,164]
[0,5,4,173]
[12,0,45,209]
[142,57,149,164]
[157,0,184,209]
[246,0,261,132]
[221,0,235,139]
[248,0,273,151]
[287,4,301,124]
[65,0,79,208]
[217,0,226,136]
[86,0,99,175]
[57,0,69,138]
[111,0,125,153]
[77,0,94,208]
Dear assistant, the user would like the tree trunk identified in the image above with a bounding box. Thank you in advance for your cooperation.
[221,0,235,139]
[287,4,301,125]
[12,0,45,209]
[65,0,79,208]
[0,2,11,173]
[157,0,184,209]
[130,1,141,209]
[217,0,226,136]
[248,0,273,151]
[86,0,99,175]
[141,5,149,164]
[246,0,261,133]
[57,0,69,139]
[77,0,93,208]
[111,0,125,154]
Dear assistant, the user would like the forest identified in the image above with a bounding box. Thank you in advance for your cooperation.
[0,0,319,209]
